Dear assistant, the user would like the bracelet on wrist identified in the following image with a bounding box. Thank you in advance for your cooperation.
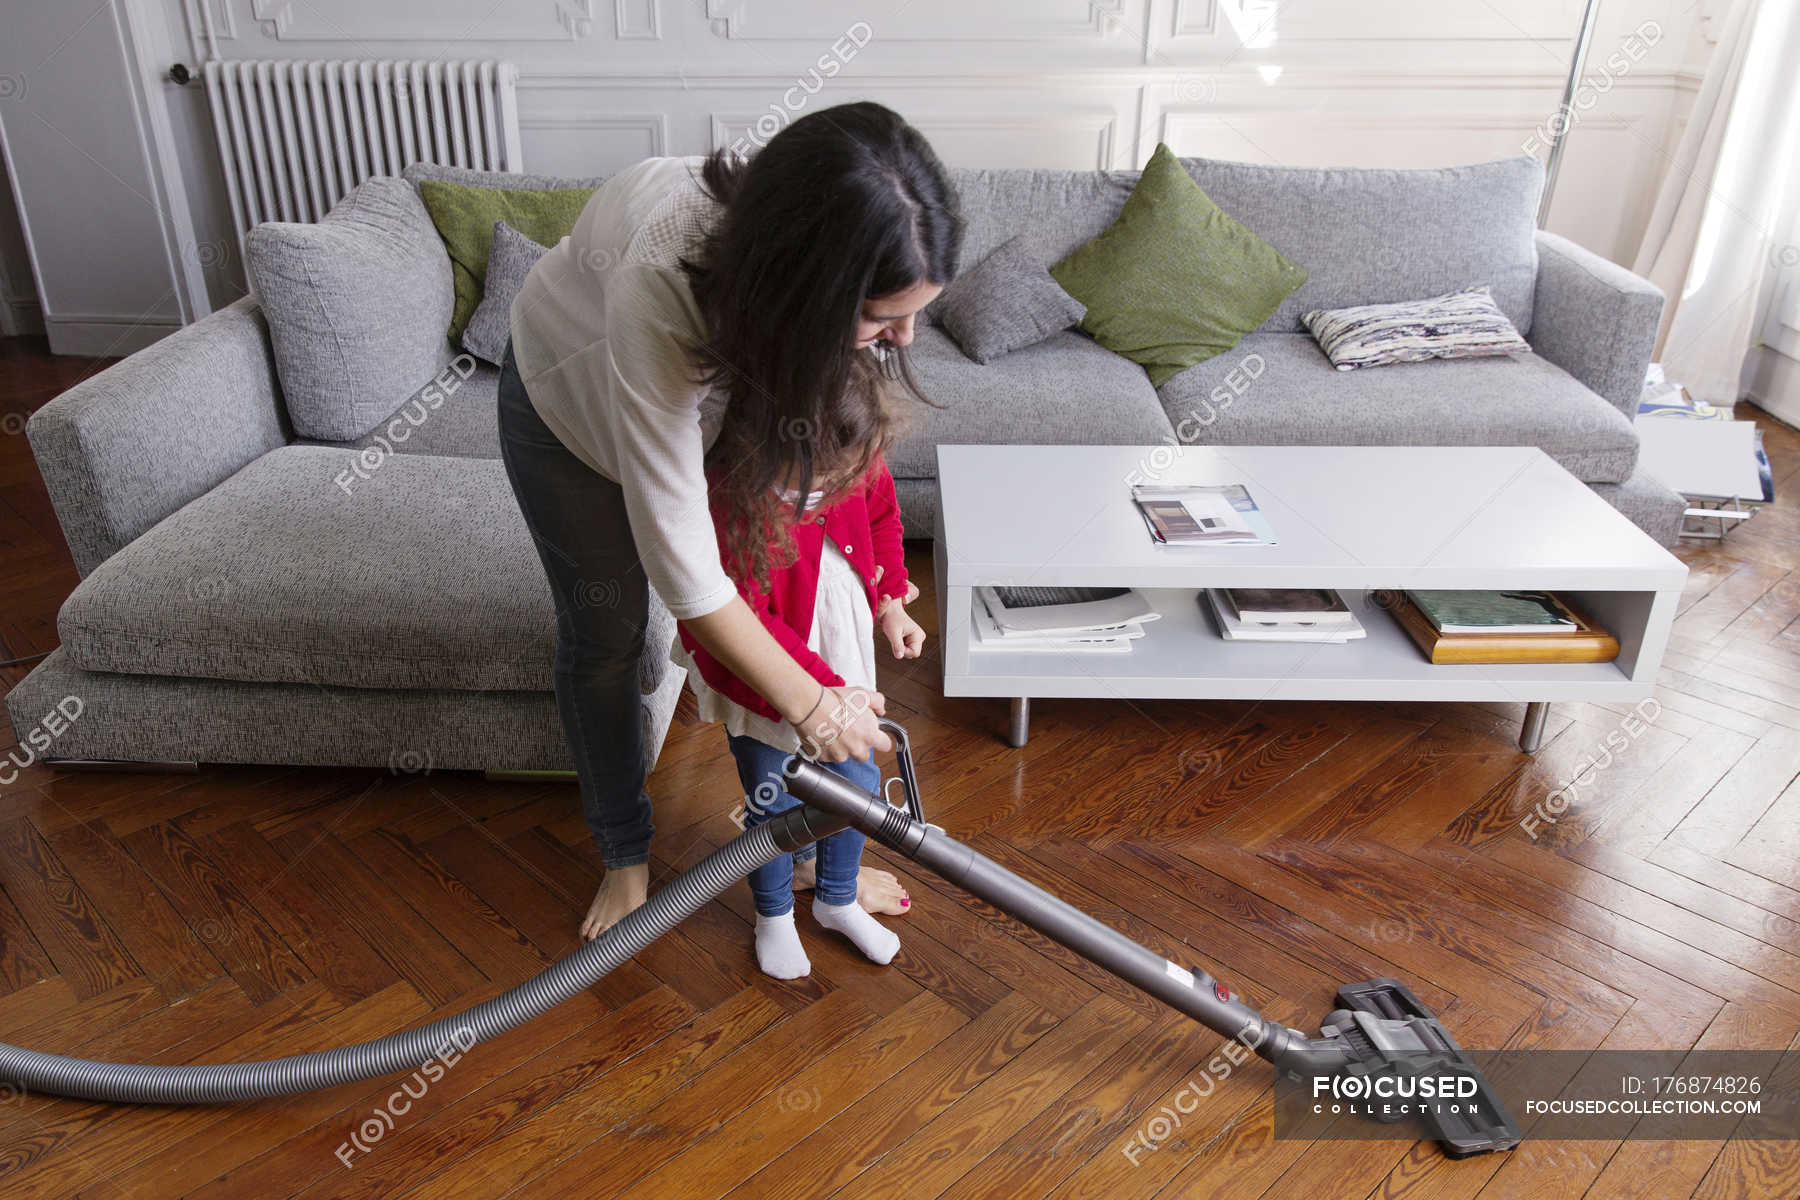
[795,682,828,727]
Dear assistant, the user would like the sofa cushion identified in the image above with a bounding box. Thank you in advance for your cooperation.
[1588,467,1686,548]
[245,178,456,442]
[298,359,503,461]
[922,166,1134,328]
[2,646,690,773]
[416,179,596,342]
[55,446,666,693]
[462,221,549,365]
[884,324,1174,479]
[1051,143,1308,387]
[935,233,1086,363]
[1180,155,1544,336]
[1154,333,1638,484]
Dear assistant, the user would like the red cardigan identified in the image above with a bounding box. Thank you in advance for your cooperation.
[676,450,910,721]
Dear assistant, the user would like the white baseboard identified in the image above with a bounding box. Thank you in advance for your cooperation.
[0,296,43,338]
[44,313,180,358]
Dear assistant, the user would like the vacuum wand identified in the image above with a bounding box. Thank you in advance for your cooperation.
[781,746,1335,1072]
[781,720,1522,1158]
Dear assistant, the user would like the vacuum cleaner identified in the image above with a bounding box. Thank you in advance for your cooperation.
[0,719,1520,1159]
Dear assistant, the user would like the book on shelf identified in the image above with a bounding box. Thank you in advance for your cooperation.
[971,589,1140,652]
[1200,589,1365,643]
[1130,483,1277,547]
[1380,590,1619,664]
[974,585,1159,635]
[1219,587,1356,628]
[1404,589,1579,634]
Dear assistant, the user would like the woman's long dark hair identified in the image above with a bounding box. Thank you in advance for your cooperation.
[677,101,962,595]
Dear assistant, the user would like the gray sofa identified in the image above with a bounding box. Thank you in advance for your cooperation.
[893,154,1678,543]
[6,153,1681,771]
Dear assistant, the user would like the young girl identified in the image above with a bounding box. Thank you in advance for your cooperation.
[671,438,927,979]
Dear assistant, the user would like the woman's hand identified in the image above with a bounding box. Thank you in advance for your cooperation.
[685,597,891,762]
[795,684,892,762]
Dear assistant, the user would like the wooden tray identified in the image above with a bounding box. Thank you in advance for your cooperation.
[1378,590,1620,665]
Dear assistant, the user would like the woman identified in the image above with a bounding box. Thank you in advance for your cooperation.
[497,102,963,939]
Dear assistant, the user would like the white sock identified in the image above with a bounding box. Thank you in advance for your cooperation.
[812,898,900,965]
[754,910,811,979]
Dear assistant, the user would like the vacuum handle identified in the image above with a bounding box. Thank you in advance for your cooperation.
[876,717,925,824]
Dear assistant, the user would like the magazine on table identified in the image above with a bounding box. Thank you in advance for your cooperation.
[975,585,1160,635]
[1130,483,1277,546]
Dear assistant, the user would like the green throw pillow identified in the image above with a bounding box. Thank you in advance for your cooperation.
[1050,143,1307,387]
[416,179,596,341]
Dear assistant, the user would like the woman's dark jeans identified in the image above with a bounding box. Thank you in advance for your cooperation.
[496,336,654,869]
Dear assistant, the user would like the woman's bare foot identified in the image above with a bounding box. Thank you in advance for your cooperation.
[792,860,911,915]
[581,863,649,940]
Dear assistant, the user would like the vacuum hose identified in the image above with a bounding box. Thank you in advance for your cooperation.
[5,716,1508,1162]
[0,804,846,1104]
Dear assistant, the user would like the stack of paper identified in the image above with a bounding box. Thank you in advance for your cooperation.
[972,586,1160,653]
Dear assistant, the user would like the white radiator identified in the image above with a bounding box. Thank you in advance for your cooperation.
[203,59,522,245]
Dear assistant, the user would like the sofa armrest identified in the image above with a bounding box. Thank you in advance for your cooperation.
[1528,230,1664,418]
[26,295,290,576]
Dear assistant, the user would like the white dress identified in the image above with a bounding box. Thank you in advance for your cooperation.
[669,488,879,753]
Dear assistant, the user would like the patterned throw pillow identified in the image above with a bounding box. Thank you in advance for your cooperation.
[462,221,549,365]
[935,233,1088,363]
[1302,285,1531,371]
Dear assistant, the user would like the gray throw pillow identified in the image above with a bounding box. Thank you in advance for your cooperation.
[245,177,454,441]
[935,234,1088,364]
[462,221,548,365]
[1302,285,1531,371]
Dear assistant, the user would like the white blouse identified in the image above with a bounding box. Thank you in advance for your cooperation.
[508,154,738,622]
[669,490,878,754]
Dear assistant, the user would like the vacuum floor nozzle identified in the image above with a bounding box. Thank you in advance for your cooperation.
[780,740,1523,1161]
[1308,977,1523,1158]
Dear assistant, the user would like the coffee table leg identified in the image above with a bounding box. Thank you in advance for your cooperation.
[1519,702,1549,753]
[1008,697,1030,748]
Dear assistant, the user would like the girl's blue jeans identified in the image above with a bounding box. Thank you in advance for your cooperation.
[727,732,877,916]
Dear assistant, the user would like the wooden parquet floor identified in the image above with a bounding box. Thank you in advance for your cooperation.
[4,335,1800,1197]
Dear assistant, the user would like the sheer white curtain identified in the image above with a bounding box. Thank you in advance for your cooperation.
[1631,0,1800,407]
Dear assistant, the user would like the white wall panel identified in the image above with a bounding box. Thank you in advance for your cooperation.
[519,111,667,166]
[122,0,1712,312]
[714,106,1123,171]
[705,0,1128,41]
[249,1,610,42]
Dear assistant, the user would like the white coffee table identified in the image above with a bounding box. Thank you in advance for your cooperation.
[933,445,1688,751]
